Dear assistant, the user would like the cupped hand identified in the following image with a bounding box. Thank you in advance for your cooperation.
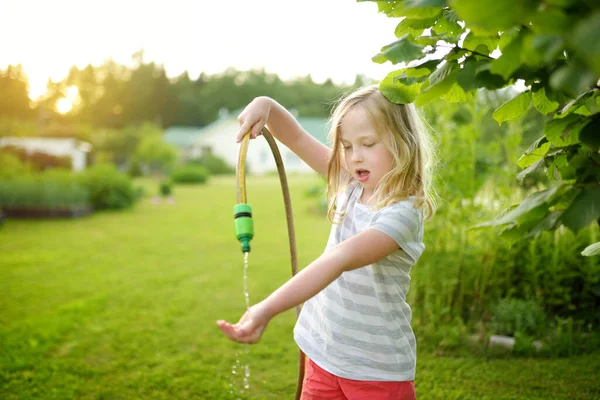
[236,97,272,143]
[216,303,272,344]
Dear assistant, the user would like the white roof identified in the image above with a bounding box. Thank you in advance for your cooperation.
[0,137,92,156]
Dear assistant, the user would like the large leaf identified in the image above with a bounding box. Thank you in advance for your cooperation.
[544,114,587,146]
[433,9,462,37]
[550,63,597,98]
[401,0,446,18]
[516,158,545,182]
[572,11,600,76]
[450,0,540,32]
[579,116,600,150]
[372,35,425,65]
[380,69,425,104]
[476,186,563,227]
[492,91,531,125]
[532,87,560,115]
[395,15,441,38]
[441,82,473,103]
[582,241,600,257]
[517,136,550,168]
[463,32,499,54]
[414,62,457,106]
[529,9,572,35]
[415,74,455,106]
[561,186,600,232]
[555,91,597,119]
[490,32,524,80]
[457,59,506,92]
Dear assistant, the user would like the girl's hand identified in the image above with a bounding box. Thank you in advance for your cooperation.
[216,302,272,344]
[236,97,273,143]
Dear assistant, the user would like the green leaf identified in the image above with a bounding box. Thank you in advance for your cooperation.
[561,186,600,232]
[525,210,564,238]
[380,69,424,104]
[463,32,499,54]
[529,9,571,35]
[556,91,596,119]
[492,91,532,125]
[395,15,440,37]
[372,35,425,65]
[401,5,445,18]
[572,11,600,76]
[544,114,586,146]
[404,0,447,7]
[516,158,545,182]
[414,62,457,106]
[579,116,600,150]
[490,32,524,80]
[449,0,540,32]
[428,60,454,86]
[433,9,463,38]
[457,59,506,92]
[441,82,473,103]
[532,87,560,115]
[550,63,597,98]
[581,241,600,257]
[517,136,550,168]
[476,186,562,227]
[415,74,455,106]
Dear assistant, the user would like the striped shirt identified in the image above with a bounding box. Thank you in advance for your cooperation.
[293,181,424,381]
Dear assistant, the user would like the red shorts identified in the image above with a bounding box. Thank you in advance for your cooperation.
[301,358,416,400]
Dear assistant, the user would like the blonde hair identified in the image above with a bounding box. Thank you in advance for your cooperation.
[326,85,438,223]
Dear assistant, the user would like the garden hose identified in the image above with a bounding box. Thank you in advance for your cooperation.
[234,128,305,400]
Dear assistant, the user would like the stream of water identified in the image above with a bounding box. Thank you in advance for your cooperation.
[231,252,251,396]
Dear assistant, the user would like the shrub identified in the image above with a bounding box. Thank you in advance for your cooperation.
[79,164,137,210]
[0,151,30,179]
[0,170,89,209]
[489,298,547,337]
[159,180,172,197]
[170,165,209,184]
[188,154,234,175]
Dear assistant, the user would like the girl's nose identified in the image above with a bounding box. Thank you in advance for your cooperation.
[352,149,363,163]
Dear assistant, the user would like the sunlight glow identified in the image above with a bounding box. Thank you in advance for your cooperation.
[56,98,73,114]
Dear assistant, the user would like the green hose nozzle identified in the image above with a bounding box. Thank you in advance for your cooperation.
[234,203,254,253]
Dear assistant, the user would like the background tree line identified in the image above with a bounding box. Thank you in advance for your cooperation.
[0,51,364,132]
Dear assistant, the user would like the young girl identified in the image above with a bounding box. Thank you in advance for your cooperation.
[217,85,436,400]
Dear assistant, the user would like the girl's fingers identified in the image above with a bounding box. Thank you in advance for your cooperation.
[237,122,252,143]
[251,122,263,138]
[217,320,252,342]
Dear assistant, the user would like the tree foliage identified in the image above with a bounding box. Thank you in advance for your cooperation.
[365,0,600,255]
[0,59,359,130]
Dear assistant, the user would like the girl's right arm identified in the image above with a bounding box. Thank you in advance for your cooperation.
[236,96,331,177]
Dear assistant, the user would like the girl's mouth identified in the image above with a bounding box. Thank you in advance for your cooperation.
[356,169,370,182]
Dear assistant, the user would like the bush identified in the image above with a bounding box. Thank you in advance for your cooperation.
[159,180,172,197]
[0,170,89,209]
[79,164,137,210]
[489,298,547,337]
[170,165,209,184]
[188,154,234,175]
[0,151,30,179]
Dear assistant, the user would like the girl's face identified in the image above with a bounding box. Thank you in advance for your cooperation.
[339,106,394,202]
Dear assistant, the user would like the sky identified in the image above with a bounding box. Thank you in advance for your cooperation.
[1,0,400,100]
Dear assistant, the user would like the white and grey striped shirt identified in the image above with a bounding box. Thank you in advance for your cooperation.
[294,181,424,381]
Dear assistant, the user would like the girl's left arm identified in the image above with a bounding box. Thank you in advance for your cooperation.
[217,229,398,343]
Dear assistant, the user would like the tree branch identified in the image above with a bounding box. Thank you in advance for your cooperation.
[437,44,494,60]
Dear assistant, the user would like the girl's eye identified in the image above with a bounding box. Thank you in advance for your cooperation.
[364,142,375,147]
[342,145,352,150]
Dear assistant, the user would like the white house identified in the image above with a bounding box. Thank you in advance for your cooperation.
[177,110,330,175]
[0,137,92,172]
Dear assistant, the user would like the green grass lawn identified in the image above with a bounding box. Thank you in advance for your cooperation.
[1,175,599,400]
